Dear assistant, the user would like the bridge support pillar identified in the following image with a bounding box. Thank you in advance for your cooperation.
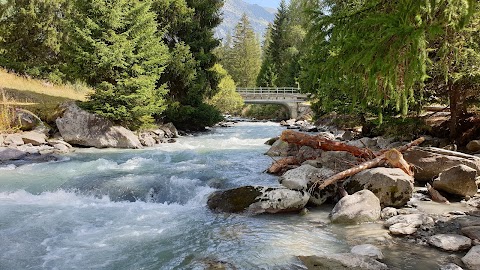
[287,103,298,119]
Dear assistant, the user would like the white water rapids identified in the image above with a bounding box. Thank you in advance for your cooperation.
[0,122,456,269]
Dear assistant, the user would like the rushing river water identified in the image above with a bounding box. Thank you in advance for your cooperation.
[0,122,462,269]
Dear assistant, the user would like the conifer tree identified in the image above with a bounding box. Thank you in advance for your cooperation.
[0,0,67,80]
[228,13,262,87]
[66,0,169,129]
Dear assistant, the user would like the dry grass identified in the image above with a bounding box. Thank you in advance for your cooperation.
[0,88,18,133]
[0,69,93,128]
[0,69,91,101]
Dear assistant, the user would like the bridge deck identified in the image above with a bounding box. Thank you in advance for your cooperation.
[236,87,307,102]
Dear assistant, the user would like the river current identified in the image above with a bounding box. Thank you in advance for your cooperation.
[0,122,455,269]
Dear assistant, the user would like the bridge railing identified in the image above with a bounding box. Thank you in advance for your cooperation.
[236,87,306,100]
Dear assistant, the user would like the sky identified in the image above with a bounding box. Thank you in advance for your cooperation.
[244,0,289,9]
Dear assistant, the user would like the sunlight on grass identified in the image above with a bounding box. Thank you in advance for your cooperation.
[0,88,18,133]
[0,69,91,101]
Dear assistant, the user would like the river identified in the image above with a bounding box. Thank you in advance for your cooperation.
[0,122,456,269]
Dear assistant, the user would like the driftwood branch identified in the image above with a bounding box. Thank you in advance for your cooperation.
[280,130,374,158]
[317,137,425,190]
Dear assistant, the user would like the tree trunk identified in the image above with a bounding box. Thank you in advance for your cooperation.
[449,83,465,143]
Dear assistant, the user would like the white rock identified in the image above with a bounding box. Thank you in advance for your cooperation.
[351,244,384,260]
[0,147,27,161]
[381,207,399,219]
[384,214,432,228]
[462,245,480,270]
[299,253,388,270]
[440,263,464,270]
[21,131,46,146]
[428,234,472,251]
[4,134,24,146]
[53,144,70,153]
[433,165,478,197]
[330,190,381,224]
[389,222,418,235]
[279,164,334,190]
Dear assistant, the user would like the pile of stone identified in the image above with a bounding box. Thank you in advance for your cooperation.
[207,128,480,269]
[1,102,180,164]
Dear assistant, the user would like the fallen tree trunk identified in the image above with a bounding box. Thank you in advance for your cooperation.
[280,130,374,158]
[317,137,425,190]
[267,156,300,174]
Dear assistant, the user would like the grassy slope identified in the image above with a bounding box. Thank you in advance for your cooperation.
[0,69,92,123]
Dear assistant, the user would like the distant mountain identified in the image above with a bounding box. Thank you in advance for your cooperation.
[216,0,275,43]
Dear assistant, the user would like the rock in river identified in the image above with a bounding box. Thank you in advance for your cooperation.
[462,245,480,270]
[299,253,388,270]
[432,165,478,197]
[428,234,472,251]
[330,190,381,224]
[344,167,414,207]
[207,186,309,214]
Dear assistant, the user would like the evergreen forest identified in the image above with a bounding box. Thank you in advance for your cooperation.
[1,0,479,143]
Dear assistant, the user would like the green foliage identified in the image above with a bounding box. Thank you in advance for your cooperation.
[164,102,223,131]
[301,0,478,129]
[207,64,244,113]
[66,0,169,130]
[0,0,67,78]
[257,0,306,87]
[219,14,262,87]
[243,104,289,120]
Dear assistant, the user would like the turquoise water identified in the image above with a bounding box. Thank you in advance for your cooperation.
[0,122,455,269]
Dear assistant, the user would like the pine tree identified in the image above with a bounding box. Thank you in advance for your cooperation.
[207,64,244,113]
[301,0,478,136]
[66,0,169,129]
[228,13,262,87]
[0,0,67,80]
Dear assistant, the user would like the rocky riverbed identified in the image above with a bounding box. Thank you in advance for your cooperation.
[208,119,480,270]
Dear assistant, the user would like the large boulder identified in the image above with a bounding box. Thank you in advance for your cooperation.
[265,139,299,157]
[462,246,480,270]
[56,103,142,149]
[207,186,309,214]
[432,165,478,197]
[403,147,480,181]
[13,109,42,131]
[461,226,480,241]
[319,151,358,172]
[159,122,178,138]
[344,168,414,207]
[279,164,337,206]
[330,190,381,224]
[0,147,27,161]
[428,234,472,251]
[299,254,388,270]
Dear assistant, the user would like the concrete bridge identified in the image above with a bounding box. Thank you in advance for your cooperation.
[236,87,309,119]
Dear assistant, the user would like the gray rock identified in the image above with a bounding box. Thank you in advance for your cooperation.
[381,207,399,219]
[207,186,309,214]
[0,135,4,146]
[138,132,156,147]
[4,134,24,146]
[279,164,334,190]
[330,190,381,224]
[384,213,433,228]
[351,244,384,260]
[428,234,472,251]
[56,103,142,149]
[159,122,178,138]
[403,147,480,181]
[344,168,414,207]
[265,139,299,157]
[319,151,358,172]
[348,137,378,149]
[264,137,278,146]
[53,144,70,153]
[299,253,388,270]
[439,263,464,270]
[376,137,396,150]
[317,131,336,141]
[433,165,478,197]
[462,246,480,270]
[341,130,355,141]
[47,139,73,149]
[17,144,39,154]
[389,222,418,235]
[13,109,41,131]
[0,147,27,161]
[467,140,480,152]
[296,146,323,160]
[467,197,480,208]
[21,131,46,146]
[461,226,480,241]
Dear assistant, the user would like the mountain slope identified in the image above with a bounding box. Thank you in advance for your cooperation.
[216,0,275,42]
